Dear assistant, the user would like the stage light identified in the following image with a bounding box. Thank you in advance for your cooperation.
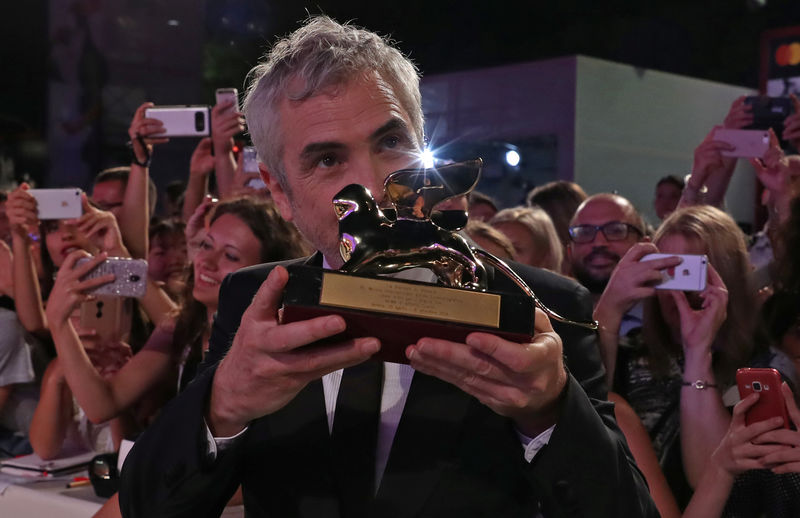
[505,149,521,167]
[422,148,435,168]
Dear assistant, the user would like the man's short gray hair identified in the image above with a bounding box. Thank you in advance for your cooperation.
[243,16,423,188]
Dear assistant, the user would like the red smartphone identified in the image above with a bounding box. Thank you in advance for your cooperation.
[736,368,790,429]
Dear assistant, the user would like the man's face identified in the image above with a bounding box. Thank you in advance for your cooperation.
[262,72,422,267]
[91,179,126,220]
[654,182,682,220]
[567,198,641,293]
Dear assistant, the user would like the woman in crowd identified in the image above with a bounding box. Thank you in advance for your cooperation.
[489,206,562,272]
[40,196,307,435]
[7,186,137,458]
[595,205,795,508]
[463,220,516,261]
[146,217,188,301]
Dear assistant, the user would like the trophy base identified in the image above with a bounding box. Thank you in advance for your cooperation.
[279,265,535,364]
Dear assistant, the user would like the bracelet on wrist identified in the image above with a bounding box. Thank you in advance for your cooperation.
[126,134,152,168]
[682,379,718,390]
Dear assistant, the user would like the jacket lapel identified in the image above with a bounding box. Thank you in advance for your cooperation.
[371,371,472,518]
[254,378,339,518]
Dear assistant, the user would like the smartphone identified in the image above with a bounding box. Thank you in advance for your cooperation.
[79,296,132,343]
[242,146,259,173]
[144,106,210,137]
[29,188,83,220]
[736,368,791,429]
[744,96,793,130]
[712,128,770,158]
[640,253,708,291]
[76,257,148,298]
[215,87,240,113]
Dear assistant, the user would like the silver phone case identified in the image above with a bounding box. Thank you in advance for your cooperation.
[77,257,148,298]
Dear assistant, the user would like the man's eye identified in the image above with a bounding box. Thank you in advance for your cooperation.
[382,135,403,149]
[318,154,339,168]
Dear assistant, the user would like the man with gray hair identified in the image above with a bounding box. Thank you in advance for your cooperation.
[120,16,656,518]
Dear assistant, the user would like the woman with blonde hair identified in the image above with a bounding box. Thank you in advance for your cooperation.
[599,205,795,510]
[490,206,562,272]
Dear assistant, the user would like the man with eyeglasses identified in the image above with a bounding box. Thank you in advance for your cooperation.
[567,193,657,337]
[567,194,646,299]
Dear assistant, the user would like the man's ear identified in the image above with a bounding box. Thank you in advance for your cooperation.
[260,163,293,222]
[565,243,573,262]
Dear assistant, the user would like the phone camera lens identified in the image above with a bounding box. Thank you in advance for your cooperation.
[753,381,762,391]
[195,111,205,132]
[130,275,141,282]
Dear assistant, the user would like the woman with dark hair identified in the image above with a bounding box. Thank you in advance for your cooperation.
[147,218,187,302]
[38,196,307,434]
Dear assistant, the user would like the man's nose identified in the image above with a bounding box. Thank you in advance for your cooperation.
[592,227,610,245]
[355,159,390,206]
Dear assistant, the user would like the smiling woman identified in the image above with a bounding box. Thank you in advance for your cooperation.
[30,195,308,465]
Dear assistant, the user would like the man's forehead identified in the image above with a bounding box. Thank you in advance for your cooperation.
[92,179,126,198]
[574,197,634,224]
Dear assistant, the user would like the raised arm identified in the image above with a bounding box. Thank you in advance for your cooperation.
[594,243,682,384]
[119,102,168,259]
[29,358,74,459]
[45,251,174,424]
[182,137,215,222]
[210,101,245,199]
[683,392,788,518]
[676,264,733,487]
[6,184,47,334]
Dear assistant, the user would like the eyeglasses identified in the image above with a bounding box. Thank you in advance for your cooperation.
[568,221,642,244]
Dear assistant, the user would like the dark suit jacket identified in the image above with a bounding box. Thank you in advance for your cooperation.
[120,256,658,518]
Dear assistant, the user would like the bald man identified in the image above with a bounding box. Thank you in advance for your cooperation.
[566,194,646,297]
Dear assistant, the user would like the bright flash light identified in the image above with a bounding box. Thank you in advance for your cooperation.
[422,149,435,169]
[505,150,521,167]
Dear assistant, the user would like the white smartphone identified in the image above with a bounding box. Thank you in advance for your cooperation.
[713,128,770,158]
[242,146,259,173]
[215,87,240,113]
[640,253,708,291]
[29,188,83,220]
[76,257,148,298]
[144,106,210,137]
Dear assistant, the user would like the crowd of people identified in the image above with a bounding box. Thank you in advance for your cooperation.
[0,15,799,518]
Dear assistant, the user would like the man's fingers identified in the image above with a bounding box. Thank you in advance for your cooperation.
[254,314,348,353]
[245,266,290,321]
[273,337,381,378]
[410,336,509,384]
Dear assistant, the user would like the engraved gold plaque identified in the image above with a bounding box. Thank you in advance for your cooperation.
[319,271,501,328]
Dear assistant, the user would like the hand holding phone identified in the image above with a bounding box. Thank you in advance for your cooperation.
[29,188,83,220]
[76,256,148,298]
[640,253,708,291]
[144,106,210,137]
[736,368,791,429]
[79,296,133,343]
[215,88,240,113]
[713,128,770,158]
